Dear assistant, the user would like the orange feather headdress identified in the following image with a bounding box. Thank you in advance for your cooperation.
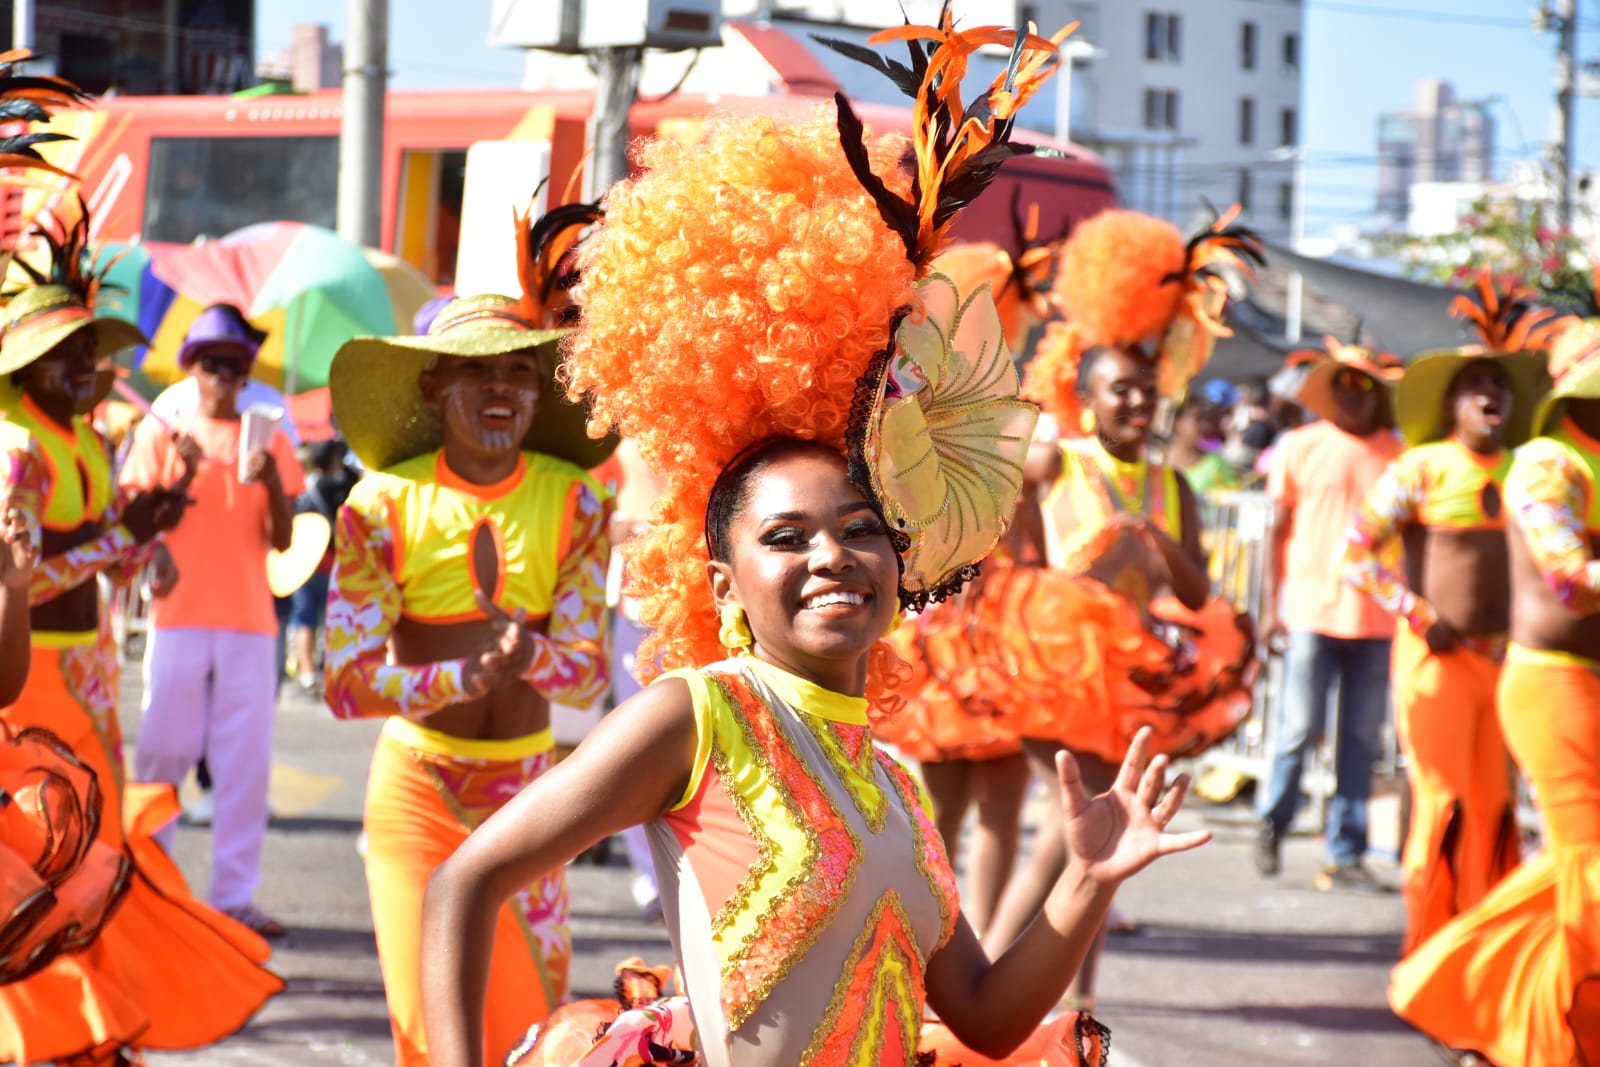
[563,4,1067,700]
[1021,206,1264,434]
[928,190,1065,352]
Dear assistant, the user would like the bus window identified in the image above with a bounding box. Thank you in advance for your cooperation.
[394,149,468,285]
[144,135,338,243]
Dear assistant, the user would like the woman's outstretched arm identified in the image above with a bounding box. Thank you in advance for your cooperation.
[924,728,1209,1056]
[420,677,698,1067]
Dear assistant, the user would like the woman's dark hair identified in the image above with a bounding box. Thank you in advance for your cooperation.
[705,438,840,562]
[1074,343,1153,397]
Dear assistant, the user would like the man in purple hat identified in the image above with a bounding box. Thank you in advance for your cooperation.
[121,303,306,937]
[151,304,300,445]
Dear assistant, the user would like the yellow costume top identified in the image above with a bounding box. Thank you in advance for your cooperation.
[0,396,151,641]
[1041,438,1183,600]
[1341,437,1510,636]
[1503,415,1600,615]
[323,449,613,720]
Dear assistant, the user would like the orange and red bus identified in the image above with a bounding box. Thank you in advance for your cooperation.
[38,85,1118,286]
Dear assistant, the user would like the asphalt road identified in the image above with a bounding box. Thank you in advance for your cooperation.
[117,671,1444,1067]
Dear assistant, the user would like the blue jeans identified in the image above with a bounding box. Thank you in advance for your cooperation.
[1257,630,1391,866]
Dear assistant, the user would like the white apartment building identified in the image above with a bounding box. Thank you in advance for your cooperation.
[512,0,1305,240]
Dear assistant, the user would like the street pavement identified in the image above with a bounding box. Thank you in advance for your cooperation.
[118,669,1445,1067]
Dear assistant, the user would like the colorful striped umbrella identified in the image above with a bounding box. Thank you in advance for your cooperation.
[97,221,439,394]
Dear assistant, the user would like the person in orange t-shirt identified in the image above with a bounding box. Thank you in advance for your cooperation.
[120,304,304,937]
[1256,340,1405,891]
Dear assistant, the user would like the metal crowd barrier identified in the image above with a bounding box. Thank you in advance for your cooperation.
[1195,489,1404,834]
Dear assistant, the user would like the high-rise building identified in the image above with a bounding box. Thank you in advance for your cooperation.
[1376,78,1495,219]
[1055,0,1306,242]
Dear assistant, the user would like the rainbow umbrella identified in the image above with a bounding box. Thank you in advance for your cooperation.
[97,221,438,394]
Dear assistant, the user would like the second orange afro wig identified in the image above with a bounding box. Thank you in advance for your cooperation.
[1022,209,1189,432]
[561,108,917,695]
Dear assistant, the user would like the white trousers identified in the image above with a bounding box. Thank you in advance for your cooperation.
[136,626,277,911]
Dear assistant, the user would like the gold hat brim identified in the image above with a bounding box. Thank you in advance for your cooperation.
[1296,357,1399,424]
[1534,319,1600,438]
[329,326,618,473]
[1396,349,1551,448]
[0,316,148,378]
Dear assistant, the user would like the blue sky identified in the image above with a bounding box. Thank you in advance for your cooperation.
[256,0,1600,239]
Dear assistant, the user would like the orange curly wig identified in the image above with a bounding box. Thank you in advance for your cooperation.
[1021,210,1186,433]
[561,109,917,705]
[1022,207,1261,433]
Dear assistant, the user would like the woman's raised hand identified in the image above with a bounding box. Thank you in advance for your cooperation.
[1056,726,1211,889]
[462,590,537,695]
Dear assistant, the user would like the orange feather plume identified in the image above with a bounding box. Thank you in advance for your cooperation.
[1449,268,1572,354]
[511,191,602,329]
[817,1,1073,271]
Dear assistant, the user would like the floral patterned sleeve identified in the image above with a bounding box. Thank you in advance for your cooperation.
[322,485,472,721]
[0,436,152,607]
[1341,455,1436,633]
[1506,442,1600,615]
[520,481,613,706]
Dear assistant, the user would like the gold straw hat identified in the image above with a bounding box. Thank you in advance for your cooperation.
[1396,272,1563,447]
[330,201,617,472]
[1533,317,1600,438]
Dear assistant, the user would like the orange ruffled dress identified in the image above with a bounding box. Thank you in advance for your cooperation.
[1008,439,1255,762]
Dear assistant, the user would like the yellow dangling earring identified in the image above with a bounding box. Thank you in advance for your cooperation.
[1079,408,1097,434]
[718,601,753,651]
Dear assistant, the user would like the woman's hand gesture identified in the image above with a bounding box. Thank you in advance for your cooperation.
[1057,726,1210,889]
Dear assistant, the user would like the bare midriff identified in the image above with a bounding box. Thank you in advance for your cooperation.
[1404,524,1511,637]
[1508,527,1600,661]
[33,522,102,633]
[392,615,551,739]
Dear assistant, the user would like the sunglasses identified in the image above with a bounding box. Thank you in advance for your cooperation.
[1332,369,1376,393]
[198,355,249,378]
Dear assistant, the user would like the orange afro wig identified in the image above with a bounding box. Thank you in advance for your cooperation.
[1022,207,1262,432]
[561,109,917,704]
[1022,210,1186,433]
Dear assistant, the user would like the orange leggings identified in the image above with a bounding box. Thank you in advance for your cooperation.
[1391,626,1519,956]
[364,717,569,1067]
[1390,648,1600,1067]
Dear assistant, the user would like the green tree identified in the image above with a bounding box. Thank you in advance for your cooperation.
[1382,195,1593,310]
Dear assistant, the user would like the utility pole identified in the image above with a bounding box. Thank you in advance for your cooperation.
[1538,0,1579,230]
[12,0,31,54]
[583,46,643,202]
[337,0,388,250]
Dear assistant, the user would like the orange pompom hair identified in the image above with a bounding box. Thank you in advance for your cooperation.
[561,110,917,707]
[1022,206,1262,432]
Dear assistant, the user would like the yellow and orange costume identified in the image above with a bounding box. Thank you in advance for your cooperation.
[0,303,282,1060]
[1343,439,1521,955]
[1389,326,1600,1066]
[1342,279,1559,954]
[326,196,616,1063]
[517,7,1113,1065]
[1010,209,1261,763]
[325,447,611,1061]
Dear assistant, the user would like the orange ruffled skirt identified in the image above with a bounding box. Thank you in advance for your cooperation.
[0,643,282,1064]
[882,562,1254,765]
[1389,648,1600,1067]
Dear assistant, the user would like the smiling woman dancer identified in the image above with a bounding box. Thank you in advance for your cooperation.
[420,11,1210,1067]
